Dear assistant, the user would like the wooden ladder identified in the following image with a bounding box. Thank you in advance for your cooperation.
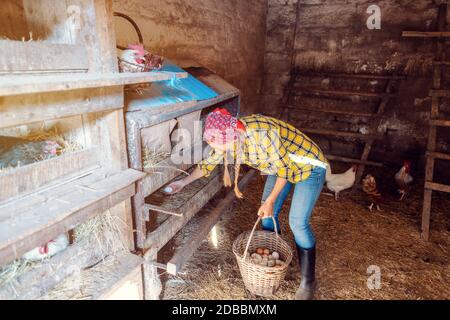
[408,3,450,241]
[279,71,402,185]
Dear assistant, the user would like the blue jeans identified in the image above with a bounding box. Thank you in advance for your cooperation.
[261,166,326,249]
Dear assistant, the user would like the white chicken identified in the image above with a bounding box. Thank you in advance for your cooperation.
[119,44,146,66]
[22,233,69,262]
[325,164,358,200]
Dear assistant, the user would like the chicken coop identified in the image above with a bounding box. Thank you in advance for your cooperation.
[0,0,449,301]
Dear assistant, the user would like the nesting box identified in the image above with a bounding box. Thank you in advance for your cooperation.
[0,0,185,300]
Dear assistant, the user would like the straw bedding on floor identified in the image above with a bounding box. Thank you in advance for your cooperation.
[160,165,449,300]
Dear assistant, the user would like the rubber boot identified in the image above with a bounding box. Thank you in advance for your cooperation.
[295,245,316,300]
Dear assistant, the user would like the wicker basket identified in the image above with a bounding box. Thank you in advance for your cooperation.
[114,12,164,93]
[232,217,293,297]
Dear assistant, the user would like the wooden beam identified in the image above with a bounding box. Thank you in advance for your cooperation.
[426,151,450,161]
[425,182,450,193]
[0,169,144,265]
[0,238,105,299]
[354,79,397,186]
[433,61,450,66]
[0,87,123,129]
[293,72,405,80]
[0,40,88,74]
[325,154,383,167]
[166,170,256,275]
[144,170,224,250]
[421,189,432,241]
[0,72,187,97]
[145,168,222,217]
[430,119,450,127]
[286,105,375,117]
[0,148,99,203]
[402,31,450,38]
[301,128,379,140]
[430,90,450,98]
[292,88,393,99]
[36,253,143,300]
[420,2,447,242]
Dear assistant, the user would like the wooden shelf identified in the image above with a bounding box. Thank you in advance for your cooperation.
[0,169,145,265]
[139,141,207,197]
[166,170,256,275]
[286,105,375,117]
[293,88,393,99]
[426,151,450,161]
[39,253,143,300]
[425,181,450,193]
[293,72,405,80]
[325,154,383,167]
[402,31,450,38]
[430,90,450,98]
[430,119,450,127]
[433,61,450,66]
[301,128,379,140]
[144,168,223,250]
[0,71,188,97]
[145,167,221,217]
[0,238,105,299]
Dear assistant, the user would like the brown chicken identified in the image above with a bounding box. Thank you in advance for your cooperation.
[362,174,382,212]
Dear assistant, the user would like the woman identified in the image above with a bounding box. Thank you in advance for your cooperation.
[166,108,327,300]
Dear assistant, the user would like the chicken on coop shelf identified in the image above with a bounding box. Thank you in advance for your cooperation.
[22,233,69,262]
[118,44,146,68]
[324,164,357,200]
[395,161,414,201]
[0,136,61,169]
[362,174,383,212]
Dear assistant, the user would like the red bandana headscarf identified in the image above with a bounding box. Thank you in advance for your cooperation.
[203,108,245,145]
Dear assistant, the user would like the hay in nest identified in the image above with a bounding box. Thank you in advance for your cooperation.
[0,128,85,288]
[39,255,123,300]
[160,165,449,300]
[0,260,32,289]
[74,210,129,257]
[0,126,83,171]
[25,126,83,155]
[142,146,190,178]
[0,210,128,291]
[142,147,170,170]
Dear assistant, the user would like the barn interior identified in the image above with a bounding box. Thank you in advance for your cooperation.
[0,0,448,300]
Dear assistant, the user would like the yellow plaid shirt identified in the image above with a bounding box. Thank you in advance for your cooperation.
[198,115,326,183]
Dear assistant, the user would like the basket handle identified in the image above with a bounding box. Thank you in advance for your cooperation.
[114,12,144,50]
[243,216,279,259]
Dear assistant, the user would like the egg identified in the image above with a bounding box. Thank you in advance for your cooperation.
[251,253,262,263]
[256,248,264,255]
[271,251,280,260]
[263,249,270,255]
[276,259,284,266]
[163,186,173,194]
[268,260,276,267]
[260,259,268,267]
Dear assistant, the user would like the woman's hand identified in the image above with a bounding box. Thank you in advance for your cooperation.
[164,180,186,195]
[163,167,206,196]
[258,199,274,218]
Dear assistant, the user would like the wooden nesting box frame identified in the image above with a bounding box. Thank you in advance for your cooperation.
[125,69,240,249]
[124,68,241,296]
[0,0,184,300]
